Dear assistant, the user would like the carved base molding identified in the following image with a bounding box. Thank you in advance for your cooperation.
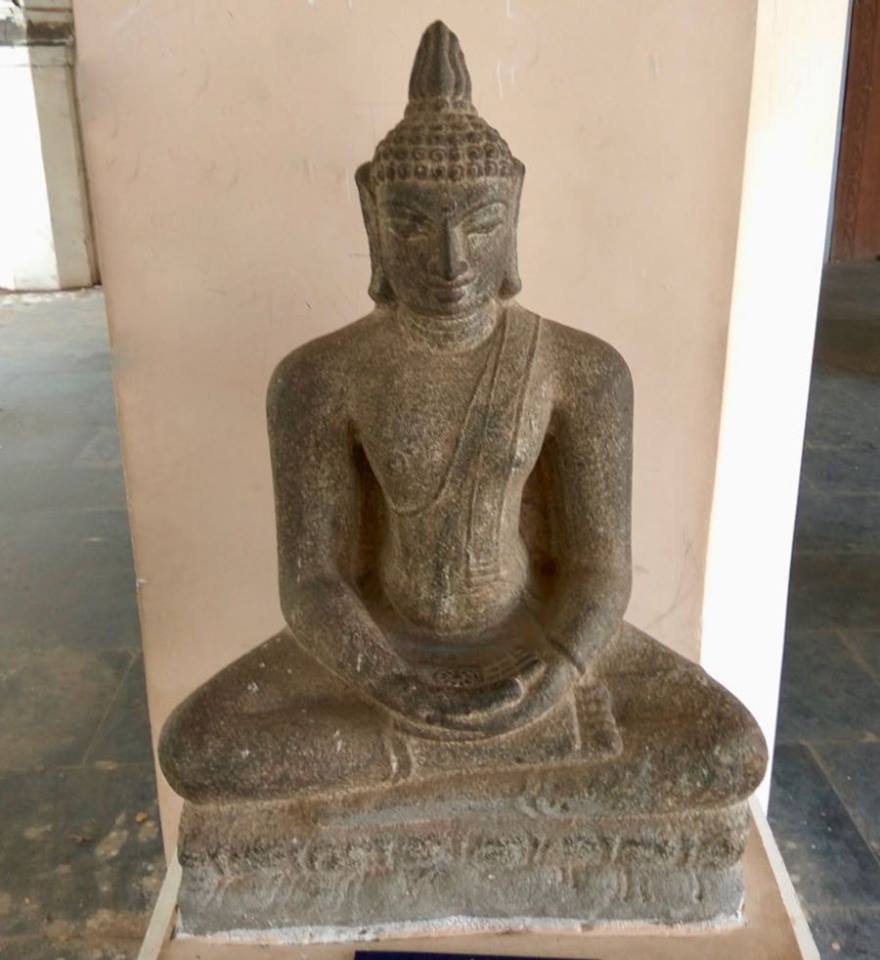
[176,801,750,939]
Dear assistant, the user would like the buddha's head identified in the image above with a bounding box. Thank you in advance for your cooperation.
[357,22,524,319]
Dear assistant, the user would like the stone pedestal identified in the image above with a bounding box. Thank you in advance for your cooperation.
[139,807,819,959]
[178,799,750,939]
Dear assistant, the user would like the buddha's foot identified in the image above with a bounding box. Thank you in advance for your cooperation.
[575,680,624,756]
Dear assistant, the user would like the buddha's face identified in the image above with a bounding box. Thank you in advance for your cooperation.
[376,179,518,318]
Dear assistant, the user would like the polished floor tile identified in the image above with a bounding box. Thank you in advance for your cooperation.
[86,654,156,766]
[0,770,162,943]
[0,646,131,771]
[786,552,880,631]
[0,764,161,886]
[802,445,880,496]
[845,629,880,682]
[768,744,880,911]
[812,742,880,858]
[0,538,141,655]
[792,488,880,553]
[773,261,880,953]
[807,906,880,960]
[775,631,880,744]
[2,463,127,515]
[0,292,162,960]
[0,937,144,960]
[802,369,880,453]
[0,509,135,585]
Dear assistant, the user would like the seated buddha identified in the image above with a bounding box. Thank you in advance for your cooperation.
[159,22,767,938]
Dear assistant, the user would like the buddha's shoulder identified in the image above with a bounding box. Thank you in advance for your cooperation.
[267,312,384,401]
[523,307,632,387]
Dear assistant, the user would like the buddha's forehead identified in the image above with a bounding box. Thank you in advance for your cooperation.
[377,179,513,219]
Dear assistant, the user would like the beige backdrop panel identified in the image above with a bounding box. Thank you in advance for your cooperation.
[73,0,757,849]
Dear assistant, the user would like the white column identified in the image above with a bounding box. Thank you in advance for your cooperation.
[701,0,851,809]
[0,1,96,290]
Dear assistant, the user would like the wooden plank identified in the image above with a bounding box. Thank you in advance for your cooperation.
[832,0,880,260]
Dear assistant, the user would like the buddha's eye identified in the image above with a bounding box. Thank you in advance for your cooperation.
[467,218,503,237]
[462,203,506,236]
[388,217,429,241]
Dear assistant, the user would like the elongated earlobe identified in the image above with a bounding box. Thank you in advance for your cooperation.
[499,244,522,298]
[355,164,395,304]
[499,164,525,299]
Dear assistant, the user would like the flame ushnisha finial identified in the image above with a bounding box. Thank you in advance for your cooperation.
[407,21,473,110]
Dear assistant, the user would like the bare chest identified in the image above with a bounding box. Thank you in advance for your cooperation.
[355,333,550,512]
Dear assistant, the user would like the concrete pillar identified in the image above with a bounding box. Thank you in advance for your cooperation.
[1,0,97,290]
[701,0,851,809]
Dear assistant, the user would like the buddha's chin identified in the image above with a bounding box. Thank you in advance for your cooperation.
[416,294,491,321]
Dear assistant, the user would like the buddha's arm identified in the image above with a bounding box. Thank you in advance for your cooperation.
[266,353,408,707]
[545,345,634,674]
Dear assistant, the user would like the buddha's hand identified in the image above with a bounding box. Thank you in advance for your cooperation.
[370,672,470,727]
[424,654,582,738]
[370,670,529,737]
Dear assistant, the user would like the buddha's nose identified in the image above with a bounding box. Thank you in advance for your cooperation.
[437,224,468,281]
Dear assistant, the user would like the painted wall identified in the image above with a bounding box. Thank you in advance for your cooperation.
[74,0,758,849]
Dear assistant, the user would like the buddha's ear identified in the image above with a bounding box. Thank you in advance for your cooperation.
[499,160,525,299]
[355,163,395,304]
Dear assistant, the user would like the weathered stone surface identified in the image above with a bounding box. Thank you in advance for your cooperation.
[180,859,746,940]
[158,20,767,940]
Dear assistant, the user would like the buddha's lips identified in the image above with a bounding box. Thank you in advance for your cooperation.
[434,288,468,303]
[430,280,473,302]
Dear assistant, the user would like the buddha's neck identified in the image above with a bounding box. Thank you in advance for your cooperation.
[397,301,501,351]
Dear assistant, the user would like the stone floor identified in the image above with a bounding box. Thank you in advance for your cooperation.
[768,261,880,960]
[0,264,876,958]
[0,290,164,960]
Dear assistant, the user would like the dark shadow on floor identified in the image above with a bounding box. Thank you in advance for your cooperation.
[769,261,880,960]
[0,290,164,959]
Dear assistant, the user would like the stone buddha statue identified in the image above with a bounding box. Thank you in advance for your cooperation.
[159,22,767,939]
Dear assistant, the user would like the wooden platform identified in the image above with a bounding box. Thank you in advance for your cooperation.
[140,801,818,960]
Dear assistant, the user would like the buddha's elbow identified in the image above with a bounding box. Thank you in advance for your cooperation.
[570,562,631,610]
[280,575,340,636]
[615,565,633,611]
